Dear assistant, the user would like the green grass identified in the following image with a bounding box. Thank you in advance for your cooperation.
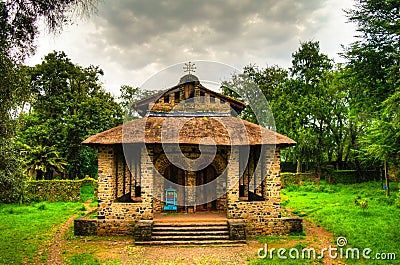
[0,201,85,264]
[282,181,400,265]
[80,182,96,202]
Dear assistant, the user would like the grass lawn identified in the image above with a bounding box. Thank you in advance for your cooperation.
[280,181,400,265]
[0,180,97,265]
[0,202,86,264]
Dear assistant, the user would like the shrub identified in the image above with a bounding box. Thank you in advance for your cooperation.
[395,193,400,208]
[331,170,381,184]
[0,141,24,203]
[355,197,368,212]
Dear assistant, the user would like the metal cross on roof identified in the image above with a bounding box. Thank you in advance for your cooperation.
[183,61,196,74]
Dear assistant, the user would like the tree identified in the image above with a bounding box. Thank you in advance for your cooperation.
[358,89,400,196]
[344,0,399,117]
[0,0,98,201]
[119,85,159,120]
[344,0,400,188]
[21,144,67,180]
[289,41,333,173]
[290,41,332,85]
[1,0,98,61]
[222,64,287,127]
[18,51,123,179]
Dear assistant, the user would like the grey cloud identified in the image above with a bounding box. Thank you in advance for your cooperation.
[87,0,327,71]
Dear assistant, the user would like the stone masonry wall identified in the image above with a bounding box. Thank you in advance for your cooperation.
[227,146,285,236]
[24,178,97,202]
[97,145,153,222]
[74,218,136,236]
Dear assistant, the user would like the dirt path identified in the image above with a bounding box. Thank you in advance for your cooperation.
[46,200,95,265]
[47,213,78,265]
[303,219,346,265]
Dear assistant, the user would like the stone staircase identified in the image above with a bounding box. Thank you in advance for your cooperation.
[135,221,246,246]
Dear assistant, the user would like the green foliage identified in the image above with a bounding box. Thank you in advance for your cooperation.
[283,181,337,194]
[0,139,24,203]
[395,192,400,208]
[344,0,400,170]
[18,51,123,178]
[80,181,96,202]
[358,90,400,165]
[290,41,333,85]
[20,144,68,180]
[358,199,369,211]
[354,196,369,213]
[37,203,47,210]
[119,85,162,119]
[331,170,381,184]
[331,170,359,184]
[1,1,97,201]
[1,0,98,61]
[0,202,85,264]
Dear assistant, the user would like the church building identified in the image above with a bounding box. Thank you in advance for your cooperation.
[77,68,302,243]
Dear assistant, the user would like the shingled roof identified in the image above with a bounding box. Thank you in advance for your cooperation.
[82,116,296,147]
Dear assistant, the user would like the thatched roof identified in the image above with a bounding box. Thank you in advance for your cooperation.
[82,116,296,147]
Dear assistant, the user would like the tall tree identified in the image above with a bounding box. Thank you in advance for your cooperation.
[289,41,333,173]
[18,51,123,179]
[0,0,98,201]
[344,0,400,188]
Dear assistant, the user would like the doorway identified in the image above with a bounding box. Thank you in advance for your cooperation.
[196,165,217,211]
[164,164,185,211]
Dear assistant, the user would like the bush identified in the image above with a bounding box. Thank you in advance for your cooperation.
[331,170,381,184]
[396,193,400,208]
[0,141,24,203]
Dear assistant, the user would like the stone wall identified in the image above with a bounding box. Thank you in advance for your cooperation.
[74,217,302,237]
[74,218,136,236]
[97,145,153,221]
[280,172,320,187]
[263,217,303,235]
[24,178,98,202]
[226,146,289,236]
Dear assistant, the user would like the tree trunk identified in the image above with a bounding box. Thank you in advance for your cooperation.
[296,156,301,173]
[384,160,390,197]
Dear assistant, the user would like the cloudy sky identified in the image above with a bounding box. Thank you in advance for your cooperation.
[26,0,357,98]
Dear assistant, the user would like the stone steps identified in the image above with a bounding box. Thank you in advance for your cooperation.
[152,230,229,236]
[136,221,245,246]
[135,240,246,246]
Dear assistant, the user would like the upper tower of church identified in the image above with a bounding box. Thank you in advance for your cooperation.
[134,63,246,117]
